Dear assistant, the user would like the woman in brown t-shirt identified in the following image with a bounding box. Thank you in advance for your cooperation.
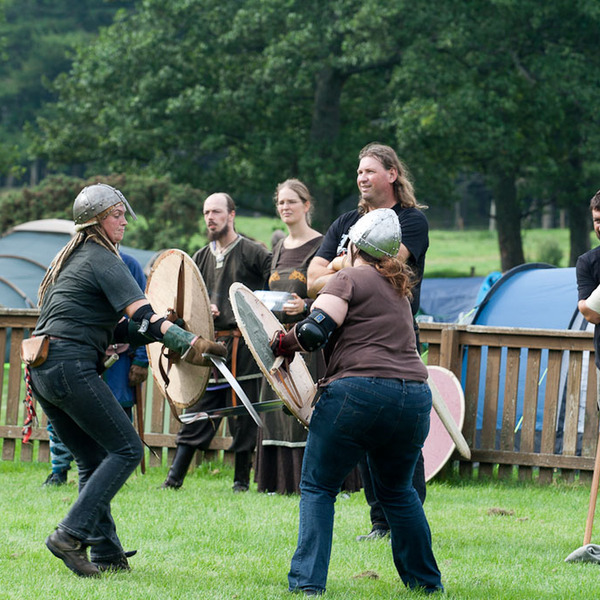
[272,208,443,595]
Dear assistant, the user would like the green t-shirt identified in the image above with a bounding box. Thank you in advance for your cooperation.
[35,241,146,354]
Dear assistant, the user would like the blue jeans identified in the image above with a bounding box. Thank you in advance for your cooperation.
[30,340,143,561]
[288,377,443,594]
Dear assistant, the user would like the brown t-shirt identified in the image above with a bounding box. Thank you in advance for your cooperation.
[319,265,428,386]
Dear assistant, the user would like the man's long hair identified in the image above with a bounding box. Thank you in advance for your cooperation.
[38,212,120,305]
[358,143,426,213]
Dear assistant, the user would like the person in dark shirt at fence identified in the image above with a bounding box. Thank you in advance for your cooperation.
[576,190,600,408]
[161,192,271,493]
[254,178,323,495]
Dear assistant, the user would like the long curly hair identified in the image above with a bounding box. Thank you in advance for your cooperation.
[355,247,414,300]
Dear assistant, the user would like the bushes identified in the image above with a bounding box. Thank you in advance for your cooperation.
[0,174,207,254]
[535,238,564,267]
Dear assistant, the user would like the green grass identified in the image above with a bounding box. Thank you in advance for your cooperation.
[230,217,597,278]
[2,461,600,599]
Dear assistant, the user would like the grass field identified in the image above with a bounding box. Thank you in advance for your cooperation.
[1,460,599,600]
[233,216,596,278]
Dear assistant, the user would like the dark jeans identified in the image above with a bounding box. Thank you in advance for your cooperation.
[358,449,426,530]
[288,377,443,594]
[31,340,143,560]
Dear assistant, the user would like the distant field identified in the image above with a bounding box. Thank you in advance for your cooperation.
[235,216,595,278]
[425,228,581,278]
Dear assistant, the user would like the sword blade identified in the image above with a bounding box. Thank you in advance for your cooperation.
[203,353,264,428]
[180,399,283,424]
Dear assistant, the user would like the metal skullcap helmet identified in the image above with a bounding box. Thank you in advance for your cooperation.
[347,208,402,259]
[72,183,137,228]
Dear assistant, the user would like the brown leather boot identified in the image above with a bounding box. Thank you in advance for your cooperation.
[94,550,137,572]
[45,528,100,577]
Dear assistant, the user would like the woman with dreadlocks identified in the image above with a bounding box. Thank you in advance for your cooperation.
[28,183,225,577]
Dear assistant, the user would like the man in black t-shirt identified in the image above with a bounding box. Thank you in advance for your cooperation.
[576,190,600,410]
[307,142,429,541]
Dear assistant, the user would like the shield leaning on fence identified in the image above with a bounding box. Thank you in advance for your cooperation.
[424,365,469,481]
[146,248,213,408]
[229,283,316,427]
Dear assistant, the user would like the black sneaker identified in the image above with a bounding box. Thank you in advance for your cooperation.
[45,528,99,577]
[94,550,137,572]
[43,471,67,487]
[355,528,390,542]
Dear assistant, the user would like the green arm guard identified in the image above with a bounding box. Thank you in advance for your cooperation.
[162,324,227,366]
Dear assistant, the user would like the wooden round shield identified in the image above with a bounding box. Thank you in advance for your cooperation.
[424,365,467,481]
[229,283,316,427]
[146,249,213,408]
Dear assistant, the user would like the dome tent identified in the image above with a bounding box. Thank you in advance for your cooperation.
[0,219,157,309]
[465,263,586,445]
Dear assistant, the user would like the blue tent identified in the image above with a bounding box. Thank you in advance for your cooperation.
[419,276,485,323]
[0,219,157,309]
[418,271,503,324]
[466,263,583,433]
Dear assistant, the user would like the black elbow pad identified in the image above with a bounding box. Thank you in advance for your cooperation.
[129,303,166,346]
[296,308,337,352]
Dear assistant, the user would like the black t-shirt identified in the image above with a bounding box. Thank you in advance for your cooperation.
[315,205,429,314]
[34,242,146,354]
[576,246,600,367]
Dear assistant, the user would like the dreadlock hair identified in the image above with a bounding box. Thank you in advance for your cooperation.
[355,247,414,300]
[38,208,121,305]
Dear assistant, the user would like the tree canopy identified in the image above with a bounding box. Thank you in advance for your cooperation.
[5,0,600,268]
[0,0,133,180]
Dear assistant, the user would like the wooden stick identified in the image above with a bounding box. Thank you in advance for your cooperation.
[584,430,600,545]
[135,383,146,475]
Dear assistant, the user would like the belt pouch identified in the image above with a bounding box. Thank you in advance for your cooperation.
[21,335,50,367]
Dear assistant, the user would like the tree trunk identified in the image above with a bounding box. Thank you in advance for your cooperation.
[307,65,347,230]
[562,155,591,266]
[492,174,525,272]
[567,197,591,266]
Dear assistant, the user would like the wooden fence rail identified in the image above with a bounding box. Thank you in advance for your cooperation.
[0,309,231,468]
[419,322,597,482]
[1,310,598,482]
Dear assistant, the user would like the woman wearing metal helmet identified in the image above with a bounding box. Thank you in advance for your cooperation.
[28,183,225,577]
[271,208,443,595]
